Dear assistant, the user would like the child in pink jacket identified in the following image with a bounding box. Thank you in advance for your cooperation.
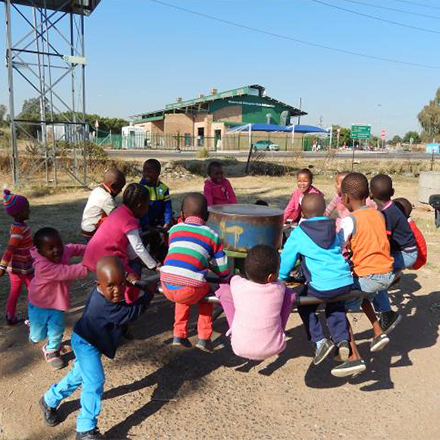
[283,169,322,224]
[28,227,88,370]
[216,245,297,360]
[203,161,237,207]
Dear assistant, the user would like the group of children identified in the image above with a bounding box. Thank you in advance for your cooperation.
[0,159,427,439]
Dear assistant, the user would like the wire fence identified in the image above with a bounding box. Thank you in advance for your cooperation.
[96,131,310,152]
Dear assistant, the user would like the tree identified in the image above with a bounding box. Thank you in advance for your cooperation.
[20,97,49,118]
[418,88,440,142]
[0,104,6,122]
[390,135,402,145]
[331,125,351,148]
[403,131,421,144]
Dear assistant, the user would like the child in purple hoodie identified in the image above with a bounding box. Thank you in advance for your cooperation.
[203,161,237,207]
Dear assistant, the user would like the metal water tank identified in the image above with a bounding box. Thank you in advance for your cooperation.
[418,171,440,203]
[208,204,284,253]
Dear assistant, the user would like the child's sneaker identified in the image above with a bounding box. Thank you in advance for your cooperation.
[76,427,103,439]
[39,396,59,427]
[380,311,402,335]
[195,338,214,353]
[42,345,66,370]
[370,333,390,353]
[313,338,334,365]
[331,359,366,377]
[336,340,350,362]
[172,337,192,348]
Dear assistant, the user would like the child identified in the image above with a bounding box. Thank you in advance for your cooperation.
[280,193,353,372]
[370,174,418,333]
[325,171,376,225]
[0,189,33,325]
[339,173,394,373]
[39,256,153,440]
[139,158,173,229]
[216,244,297,360]
[160,193,230,352]
[394,197,427,270]
[203,161,237,207]
[28,228,88,369]
[83,183,159,296]
[81,168,126,242]
[283,168,322,224]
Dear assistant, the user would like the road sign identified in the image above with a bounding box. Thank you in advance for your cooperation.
[381,129,387,139]
[351,124,371,140]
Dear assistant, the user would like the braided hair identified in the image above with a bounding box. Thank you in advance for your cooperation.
[122,183,149,210]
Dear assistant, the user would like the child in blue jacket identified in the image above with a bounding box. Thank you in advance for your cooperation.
[280,193,355,375]
[38,256,153,440]
[139,158,173,229]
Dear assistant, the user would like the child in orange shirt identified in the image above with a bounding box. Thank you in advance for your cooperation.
[334,173,395,378]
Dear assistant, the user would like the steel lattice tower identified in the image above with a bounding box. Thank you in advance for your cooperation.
[2,0,101,185]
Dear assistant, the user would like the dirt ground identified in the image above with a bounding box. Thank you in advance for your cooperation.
[0,170,439,440]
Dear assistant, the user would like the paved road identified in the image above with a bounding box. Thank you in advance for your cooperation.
[109,149,440,161]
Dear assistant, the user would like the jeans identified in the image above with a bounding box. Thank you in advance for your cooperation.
[6,272,32,319]
[373,249,418,313]
[129,258,143,277]
[44,332,104,433]
[298,284,350,344]
[28,303,65,350]
[345,272,395,312]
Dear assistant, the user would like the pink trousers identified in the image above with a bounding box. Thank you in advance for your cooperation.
[6,272,33,319]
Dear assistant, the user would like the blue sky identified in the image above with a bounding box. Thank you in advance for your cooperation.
[1,0,439,137]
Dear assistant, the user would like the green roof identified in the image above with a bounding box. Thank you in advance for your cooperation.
[131,84,306,121]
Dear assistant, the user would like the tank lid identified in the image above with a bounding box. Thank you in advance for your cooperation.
[209,204,283,217]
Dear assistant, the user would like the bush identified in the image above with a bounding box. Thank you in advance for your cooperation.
[196,147,209,159]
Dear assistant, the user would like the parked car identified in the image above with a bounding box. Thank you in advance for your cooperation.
[252,140,280,151]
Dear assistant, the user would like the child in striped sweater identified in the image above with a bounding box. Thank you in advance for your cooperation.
[160,193,230,352]
[0,189,33,325]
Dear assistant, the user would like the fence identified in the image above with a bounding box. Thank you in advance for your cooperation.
[99,132,306,152]
[95,130,322,153]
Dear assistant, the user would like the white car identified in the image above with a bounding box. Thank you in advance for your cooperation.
[252,140,280,151]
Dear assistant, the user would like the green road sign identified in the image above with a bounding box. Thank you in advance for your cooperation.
[351,124,371,140]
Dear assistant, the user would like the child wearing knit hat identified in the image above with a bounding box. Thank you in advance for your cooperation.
[0,188,34,325]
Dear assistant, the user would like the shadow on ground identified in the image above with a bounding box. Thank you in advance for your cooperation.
[303,273,439,391]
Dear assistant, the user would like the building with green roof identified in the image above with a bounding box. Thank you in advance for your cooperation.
[131,85,306,150]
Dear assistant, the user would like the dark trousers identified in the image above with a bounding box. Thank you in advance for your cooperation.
[297,284,351,344]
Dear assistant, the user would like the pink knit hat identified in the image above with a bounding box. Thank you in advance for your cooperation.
[3,188,28,217]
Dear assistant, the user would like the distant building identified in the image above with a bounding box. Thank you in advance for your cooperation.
[131,85,306,149]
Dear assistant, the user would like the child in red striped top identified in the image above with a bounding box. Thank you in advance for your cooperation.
[0,189,33,325]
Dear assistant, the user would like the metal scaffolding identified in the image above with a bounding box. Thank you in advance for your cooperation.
[2,0,100,186]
